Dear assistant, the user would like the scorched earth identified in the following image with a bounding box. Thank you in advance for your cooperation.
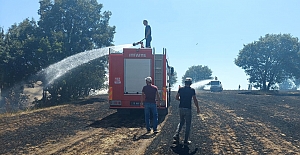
[0,91,299,155]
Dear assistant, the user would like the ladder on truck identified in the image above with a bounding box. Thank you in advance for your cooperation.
[154,49,165,97]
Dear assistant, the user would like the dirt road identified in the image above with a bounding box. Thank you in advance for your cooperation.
[0,91,299,155]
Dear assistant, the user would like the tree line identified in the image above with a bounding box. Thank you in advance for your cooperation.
[0,0,114,109]
[182,34,300,90]
[1,0,300,112]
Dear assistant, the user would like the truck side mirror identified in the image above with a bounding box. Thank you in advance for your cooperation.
[171,67,174,76]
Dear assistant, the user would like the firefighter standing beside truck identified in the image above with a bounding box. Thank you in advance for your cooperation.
[173,78,200,145]
[141,77,160,133]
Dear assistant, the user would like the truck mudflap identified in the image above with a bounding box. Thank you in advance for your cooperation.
[162,87,167,101]
[109,87,113,100]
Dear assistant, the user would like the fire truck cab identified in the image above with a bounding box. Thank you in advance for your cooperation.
[108,48,173,115]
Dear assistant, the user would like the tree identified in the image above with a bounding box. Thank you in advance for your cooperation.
[169,71,177,88]
[235,34,300,90]
[182,65,212,85]
[0,28,6,84]
[0,20,43,110]
[278,79,297,90]
[37,0,115,103]
[46,56,108,103]
[295,79,300,89]
[0,0,115,109]
[0,19,40,91]
[38,0,115,54]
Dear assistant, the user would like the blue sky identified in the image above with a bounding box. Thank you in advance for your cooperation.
[1,0,300,90]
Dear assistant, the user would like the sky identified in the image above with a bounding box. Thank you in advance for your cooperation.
[1,0,300,90]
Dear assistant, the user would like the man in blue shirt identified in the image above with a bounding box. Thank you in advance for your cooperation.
[143,20,152,48]
[173,78,200,145]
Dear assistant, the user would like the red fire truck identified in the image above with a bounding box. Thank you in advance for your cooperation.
[108,47,173,115]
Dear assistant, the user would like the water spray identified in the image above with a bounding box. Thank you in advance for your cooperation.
[38,44,133,86]
[191,78,214,90]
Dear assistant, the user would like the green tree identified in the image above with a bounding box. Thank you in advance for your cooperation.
[38,0,115,54]
[0,28,5,54]
[278,79,297,90]
[46,56,108,103]
[182,65,212,85]
[0,19,40,90]
[37,0,115,103]
[0,0,115,108]
[235,34,300,90]
[0,28,6,84]
[0,19,44,110]
[169,71,177,88]
[295,79,300,89]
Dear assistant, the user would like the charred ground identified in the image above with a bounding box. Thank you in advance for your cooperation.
[0,91,299,155]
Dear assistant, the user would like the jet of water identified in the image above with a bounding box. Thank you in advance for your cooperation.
[38,44,132,86]
[191,79,213,90]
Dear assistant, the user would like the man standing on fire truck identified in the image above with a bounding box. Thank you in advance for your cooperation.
[141,77,160,133]
[143,20,152,48]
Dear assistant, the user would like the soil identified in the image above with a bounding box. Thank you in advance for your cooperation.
[0,91,300,155]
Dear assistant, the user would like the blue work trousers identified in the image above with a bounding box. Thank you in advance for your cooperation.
[144,102,158,131]
[146,36,152,48]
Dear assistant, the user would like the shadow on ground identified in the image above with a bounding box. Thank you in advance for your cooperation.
[133,132,159,141]
[87,110,167,129]
[74,97,107,105]
[170,145,198,155]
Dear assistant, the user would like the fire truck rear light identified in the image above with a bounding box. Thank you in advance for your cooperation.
[110,100,121,105]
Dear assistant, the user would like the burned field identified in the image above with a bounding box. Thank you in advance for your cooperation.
[0,91,299,155]
[147,91,300,155]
